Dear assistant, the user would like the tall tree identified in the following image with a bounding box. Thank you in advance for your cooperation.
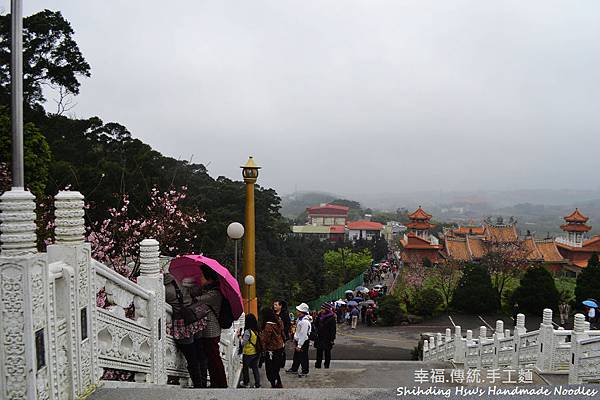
[575,253,600,306]
[480,241,530,307]
[0,9,90,107]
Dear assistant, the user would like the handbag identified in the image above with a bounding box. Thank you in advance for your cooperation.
[171,281,197,324]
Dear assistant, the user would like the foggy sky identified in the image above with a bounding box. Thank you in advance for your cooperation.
[16,1,600,196]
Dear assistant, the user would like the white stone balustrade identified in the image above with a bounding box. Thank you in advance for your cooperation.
[0,190,244,399]
[421,308,600,384]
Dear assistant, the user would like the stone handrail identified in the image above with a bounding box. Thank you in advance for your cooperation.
[422,308,600,384]
[0,189,244,399]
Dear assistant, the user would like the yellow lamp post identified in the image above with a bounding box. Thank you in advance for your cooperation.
[241,156,260,316]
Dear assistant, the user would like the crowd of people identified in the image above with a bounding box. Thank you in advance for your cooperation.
[164,256,398,389]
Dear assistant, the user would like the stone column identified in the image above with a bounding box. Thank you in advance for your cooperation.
[137,239,167,384]
[436,332,443,361]
[465,330,473,370]
[423,339,429,361]
[454,326,465,363]
[0,188,48,400]
[513,313,526,368]
[492,320,504,368]
[537,308,554,373]
[477,326,486,369]
[429,337,435,360]
[569,314,588,384]
[47,190,95,398]
[445,328,452,361]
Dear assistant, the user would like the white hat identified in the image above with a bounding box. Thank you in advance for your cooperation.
[296,303,310,314]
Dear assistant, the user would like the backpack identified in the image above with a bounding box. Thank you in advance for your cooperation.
[208,296,235,329]
[170,281,198,324]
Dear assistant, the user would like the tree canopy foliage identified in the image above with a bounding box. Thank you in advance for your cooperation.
[512,265,560,315]
[451,263,498,314]
[575,253,600,306]
[0,10,91,107]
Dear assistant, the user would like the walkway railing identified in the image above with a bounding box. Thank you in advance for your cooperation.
[421,308,600,384]
[0,189,244,400]
[308,273,364,310]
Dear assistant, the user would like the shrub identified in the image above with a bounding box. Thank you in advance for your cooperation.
[451,263,498,314]
[575,254,600,306]
[512,266,560,315]
[411,288,443,316]
[378,295,403,326]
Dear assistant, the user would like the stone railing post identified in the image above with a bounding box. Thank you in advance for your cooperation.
[423,339,429,361]
[477,326,486,369]
[47,190,96,398]
[569,313,588,384]
[445,328,452,360]
[537,308,554,373]
[492,320,504,368]
[454,326,465,363]
[0,189,48,400]
[429,337,435,360]
[137,238,167,384]
[437,332,444,360]
[513,313,526,368]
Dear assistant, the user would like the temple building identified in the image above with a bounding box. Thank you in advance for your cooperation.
[556,209,600,269]
[399,206,443,265]
[443,217,568,272]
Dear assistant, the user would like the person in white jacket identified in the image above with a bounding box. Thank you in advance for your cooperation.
[286,303,311,377]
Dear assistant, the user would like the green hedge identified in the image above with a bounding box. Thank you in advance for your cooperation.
[308,273,364,311]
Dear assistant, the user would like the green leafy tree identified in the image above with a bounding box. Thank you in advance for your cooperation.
[0,108,51,196]
[512,266,560,315]
[378,295,403,326]
[410,288,443,316]
[575,254,600,306]
[0,9,91,107]
[451,263,498,314]
[428,260,463,310]
[323,248,372,288]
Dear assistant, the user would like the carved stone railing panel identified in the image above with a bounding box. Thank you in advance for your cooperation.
[518,331,539,367]
[578,336,600,382]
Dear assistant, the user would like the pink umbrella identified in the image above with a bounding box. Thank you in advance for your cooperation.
[169,254,244,320]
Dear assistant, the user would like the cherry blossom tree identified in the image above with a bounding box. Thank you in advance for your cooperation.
[85,186,206,279]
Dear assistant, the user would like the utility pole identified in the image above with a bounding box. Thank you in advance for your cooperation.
[11,0,24,188]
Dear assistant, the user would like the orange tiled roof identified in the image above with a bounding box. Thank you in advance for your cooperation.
[536,240,566,263]
[408,206,432,221]
[445,237,471,261]
[522,237,543,260]
[453,226,485,236]
[329,225,346,234]
[564,208,589,223]
[307,204,349,216]
[560,223,591,232]
[484,224,518,242]
[406,221,434,230]
[347,221,384,230]
[467,236,486,259]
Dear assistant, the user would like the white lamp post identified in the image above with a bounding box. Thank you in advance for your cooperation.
[244,274,255,315]
[227,222,244,281]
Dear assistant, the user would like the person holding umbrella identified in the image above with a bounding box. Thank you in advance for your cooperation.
[583,299,598,328]
[193,265,228,387]
[314,303,336,369]
[169,254,246,388]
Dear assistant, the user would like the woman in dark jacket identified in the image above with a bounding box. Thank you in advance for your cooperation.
[314,302,336,369]
[273,300,291,341]
[260,308,286,388]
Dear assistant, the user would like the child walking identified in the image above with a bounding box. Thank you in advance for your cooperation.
[239,314,261,388]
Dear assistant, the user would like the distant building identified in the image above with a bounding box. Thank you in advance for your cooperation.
[291,203,348,241]
[443,218,568,273]
[347,220,384,241]
[306,203,349,226]
[399,206,443,265]
[556,209,600,271]
[383,221,407,243]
